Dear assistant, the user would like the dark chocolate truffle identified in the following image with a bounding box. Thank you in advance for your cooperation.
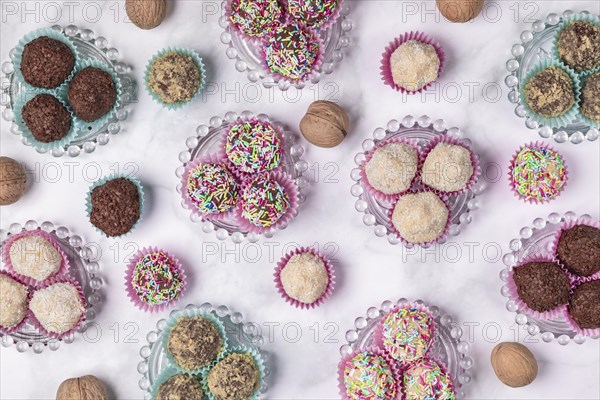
[68,67,116,122]
[556,224,600,277]
[581,71,600,123]
[20,36,75,89]
[90,178,141,237]
[167,316,223,371]
[207,353,259,400]
[557,20,600,71]
[512,261,570,312]
[568,280,600,330]
[524,67,575,117]
[21,94,71,143]
[156,373,204,400]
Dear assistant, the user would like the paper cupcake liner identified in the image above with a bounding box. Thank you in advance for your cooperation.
[28,275,87,340]
[203,345,266,400]
[506,254,570,320]
[261,22,325,85]
[0,270,31,335]
[234,170,299,235]
[563,278,600,337]
[85,174,145,239]
[387,189,452,248]
[225,0,287,45]
[12,27,79,93]
[274,246,335,309]
[337,346,402,400]
[380,31,446,95]
[124,247,187,313]
[144,47,207,110]
[577,71,600,129]
[519,58,581,129]
[12,91,79,152]
[398,356,456,400]
[1,229,70,287]
[162,308,229,375]
[419,135,480,197]
[507,141,569,205]
[551,217,600,281]
[149,367,202,400]
[181,152,239,223]
[283,0,345,32]
[373,303,437,365]
[553,13,600,76]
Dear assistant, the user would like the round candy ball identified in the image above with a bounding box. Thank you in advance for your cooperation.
[0,157,27,205]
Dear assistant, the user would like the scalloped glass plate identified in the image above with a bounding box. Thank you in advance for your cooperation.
[1,24,137,157]
[339,298,474,399]
[350,115,484,248]
[137,303,270,400]
[0,220,103,353]
[500,211,600,345]
[504,10,599,144]
[218,1,352,90]
[175,110,308,242]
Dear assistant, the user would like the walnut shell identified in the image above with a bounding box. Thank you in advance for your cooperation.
[56,375,108,400]
[126,0,167,30]
[0,156,26,206]
[436,0,484,23]
[300,100,350,148]
[491,342,538,388]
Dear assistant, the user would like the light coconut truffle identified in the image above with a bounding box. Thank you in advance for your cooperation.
[29,282,85,334]
[421,143,473,192]
[280,253,329,304]
[207,353,259,400]
[390,40,440,91]
[392,192,449,244]
[0,274,29,329]
[9,234,62,281]
[365,143,418,195]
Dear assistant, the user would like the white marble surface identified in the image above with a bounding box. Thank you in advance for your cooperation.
[1,1,600,399]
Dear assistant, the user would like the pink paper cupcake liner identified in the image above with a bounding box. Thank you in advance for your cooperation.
[387,189,452,248]
[550,217,600,282]
[0,270,31,335]
[283,0,345,32]
[508,141,569,205]
[225,0,287,45]
[380,31,446,95]
[235,170,299,235]
[359,137,421,203]
[373,303,437,365]
[181,152,239,223]
[563,278,600,337]
[28,275,87,340]
[124,247,187,313]
[419,134,480,197]
[398,356,456,400]
[1,229,70,287]
[274,246,335,309]
[337,346,402,400]
[506,254,570,320]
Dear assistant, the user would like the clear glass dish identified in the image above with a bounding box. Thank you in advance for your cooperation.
[137,303,270,400]
[0,24,137,157]
[500,211,599,345]
[0,220,103,353]
[218,1,352,90]
[350,115,484,248]
[175,110,308,242]
[504,10,599,144]
[339,298,474,399]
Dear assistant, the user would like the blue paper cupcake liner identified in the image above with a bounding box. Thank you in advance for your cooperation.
[12,91,78,152]
[85,174,144,238]
[150,367,204,400]
[577,71,600,129]
[144,47,206,110]
[161,308,229,375]
[519,58,581,129]
[553,13,600,76]
[203,345,266,400]
[12,27,79,93]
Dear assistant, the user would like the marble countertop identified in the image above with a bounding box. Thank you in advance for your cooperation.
[1,1,599,399]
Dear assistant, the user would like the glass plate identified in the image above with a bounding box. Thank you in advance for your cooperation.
[0,220,103,353]
[350,115,485,248]
[504,10,599,144]
[500,211,599,345]
[339,298,474,399]
[218,1,353,90]
[0,24,137,157]
[137,303,270,400]
[175,110,308,242]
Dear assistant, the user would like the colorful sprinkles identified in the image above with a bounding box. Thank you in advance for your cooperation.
[229,0,284,38]
[186,162,238,215]
[288,0,339,27]
[403,358,455,400]
[226,119,282,173]
[382,306,434,363]
[511,145,567,202]
[264,23,320,81]
[131,252,184,306]
[343,352,398,400]
[240,176,290,227]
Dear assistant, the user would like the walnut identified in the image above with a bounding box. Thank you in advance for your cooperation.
[56,375,108,400]
[300,100,350,148]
